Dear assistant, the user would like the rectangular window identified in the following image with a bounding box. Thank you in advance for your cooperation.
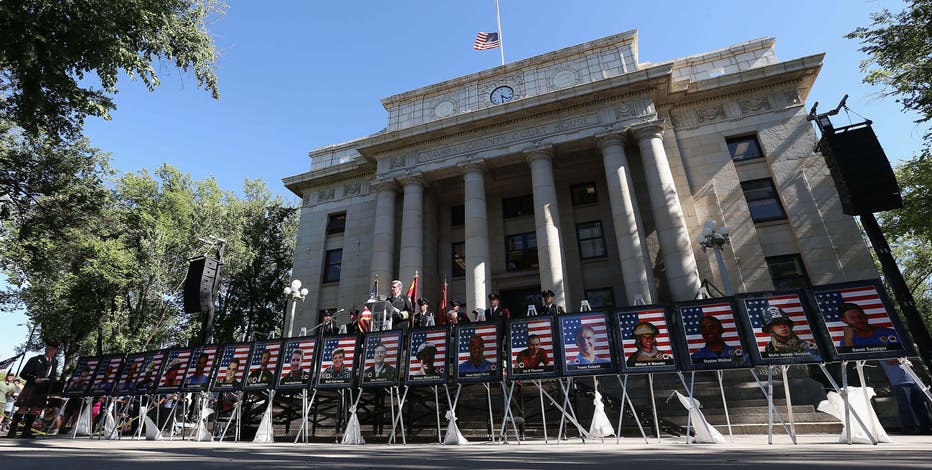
[571,182,598,206]
[741,178,786,222]
[726,135,764,162]
[505,232,538,272]
[584,288,615,309]
[502,195,534,219]
[576,221,607,259]
[322,249,342,283]
[326,212,346,236]
[452,242,465,278]
[451,205,465,227]
[766,254,810,290]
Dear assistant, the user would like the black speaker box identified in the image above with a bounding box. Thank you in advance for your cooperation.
[819,125,903,215]
[183,257,219,313]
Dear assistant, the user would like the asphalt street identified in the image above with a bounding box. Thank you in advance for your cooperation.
[3,434,932,469]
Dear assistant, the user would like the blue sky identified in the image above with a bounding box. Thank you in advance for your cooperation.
[1,0,922,362]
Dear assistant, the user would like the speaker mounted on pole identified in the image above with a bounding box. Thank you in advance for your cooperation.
[817,122,903,215]
[183,256,220,314]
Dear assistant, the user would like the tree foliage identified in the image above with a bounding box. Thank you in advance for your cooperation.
[0,0,222,141]
[847,0,932,136]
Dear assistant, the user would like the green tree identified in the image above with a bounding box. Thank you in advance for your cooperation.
[847,0,932,136]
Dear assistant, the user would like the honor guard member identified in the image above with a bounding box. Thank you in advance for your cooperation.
[447,300,470,324]
[6,342,59,438]
[387,280,414,329]
[540,290,565,315]
[319,309,340,336]
[414,298,436,327]
[486,293,511,322]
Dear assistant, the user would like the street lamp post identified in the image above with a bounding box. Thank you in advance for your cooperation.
[697,220,734,296]
[283,279,309,338]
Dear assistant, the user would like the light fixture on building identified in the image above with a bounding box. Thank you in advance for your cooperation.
[283,279,309,338]
[697,220,733,295]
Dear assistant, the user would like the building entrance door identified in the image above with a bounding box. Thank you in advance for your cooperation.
[499,287,542,318]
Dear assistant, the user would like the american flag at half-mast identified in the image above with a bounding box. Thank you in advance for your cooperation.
[474,31,500,50]
[320,336,357,373]
[214,344,251,386]
[814,285,897,346]
[279,338,317,380]
[618,309,671,355]
[745,294,817,350]
[408,328,447,377]
[562,314,611,360]
[364,333,401,370]
[458,324,498,364]
[681,303,740,354]
[510,318,554,364]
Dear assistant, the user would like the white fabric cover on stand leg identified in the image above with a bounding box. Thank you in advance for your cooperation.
[589,389,615,438]
[143,415,162,440]
[75,398,93,436]
[672,391,726,444]
[341,405,365,445]
[443,410,468,445]
[103,402,118,440]
[196,406,214,442]
[817,386,890,444]
[252,402,275,443]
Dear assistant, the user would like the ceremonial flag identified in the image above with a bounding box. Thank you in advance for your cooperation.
[368,279,379,300]
[439,279,448,325]
[0,353,23,371]
[407,272,418,304]
[681,303,739,355]
[358,306,372,333]
[814,286,895,346]
[474,32,500,50]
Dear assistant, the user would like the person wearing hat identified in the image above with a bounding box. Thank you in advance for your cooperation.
[412,342,438,377]
[6,342,59,438]
[319,309,341,336]
[540,290,565,315]
[486,293,511,322]
[447,300,470,324]
[626,322,671,366]
[762,306,814,355]
[414,298,435,327]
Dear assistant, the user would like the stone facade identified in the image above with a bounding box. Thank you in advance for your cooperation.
[283,30,876,329]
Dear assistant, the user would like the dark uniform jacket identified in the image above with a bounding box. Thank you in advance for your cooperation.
[17,354,58,408]
[387,295,414,330]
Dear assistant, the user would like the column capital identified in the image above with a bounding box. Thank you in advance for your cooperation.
[370,177,399,193]
[630,122,665,142]
[595,132,627,151]
[458,157,487,175]
[398,171,425,188]
[524,144,554,165]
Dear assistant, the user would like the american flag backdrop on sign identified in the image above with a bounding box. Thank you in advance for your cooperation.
[214,344,251,386]
[321,336,357,373]
[364,333,401,370]
[510,318,554,364]
[681,303,739,354]
[814,286,896,346]
[91,356,123,395]
[186,346,217,374]
[408,329,447,376]
[561,314,611,361]
[458,324,498,364]
[114,353,146,394]
[745,294,816,350]
[618,309,671,356]
[140,351,165,389]
[279,338,317,380]
[159,349,192,388]
[65,356,99,395]
[474,32,500,50]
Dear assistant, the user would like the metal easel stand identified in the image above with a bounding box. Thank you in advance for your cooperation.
[648,373,662,442]
[552,378,589,444]
[853,359,887,442]
[158,395,181,441]
[614,374,649,445]
[816,362,878,445]
[674,371,719,444]
[111,396,135,440]
[483,382,498,444]
[748,365,796,444]
[132,397,150,440]
[71,396,94,439]
[253,389,276,443]
[341,388,365,445]
[293,389,317,444]
[442,383,468,445]
[100,397,119,440]
[497,381,523,444]
[194,391,213,441]
[434,386,443,444]
[218,391,243,442]
[715,370,734,441]
[898,357,932,406]
[387,385,408,445]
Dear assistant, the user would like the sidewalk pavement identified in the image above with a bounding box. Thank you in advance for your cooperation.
[3,434,932,469]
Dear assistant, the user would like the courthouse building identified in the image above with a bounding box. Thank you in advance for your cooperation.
[283,30,877,328]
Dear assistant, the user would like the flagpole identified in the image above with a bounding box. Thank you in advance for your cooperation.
[495,0,505,65]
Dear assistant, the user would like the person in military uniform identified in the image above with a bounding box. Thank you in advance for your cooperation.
[247,350,274,385]
[540,290,565,315]
[322,348,352,380]
[6,343,59,438]
[626,322,671,366]
[319,310,341,336]
[447,300,470,324]
[387,280,414,329]
[414,298,435,327]
[486,293,511,322]
[762,306,816,355]
[281,349,309,385]
[363,343,397,383]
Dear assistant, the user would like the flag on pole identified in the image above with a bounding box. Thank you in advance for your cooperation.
[474,32,500,50]
[439,279,448,325]
[0,353,23,371]
[358,306,372,333]
[368,279,379,300]
[406,272,418,303]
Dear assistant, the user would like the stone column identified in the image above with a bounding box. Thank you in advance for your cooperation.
[399,173,424,289]
[525,146,569,309]
[461,160,492,313]
[597,133,655,304]
[370,179,398,296]
[634,124,700,301]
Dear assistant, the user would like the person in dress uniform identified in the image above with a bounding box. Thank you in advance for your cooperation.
[6,343,59,438]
